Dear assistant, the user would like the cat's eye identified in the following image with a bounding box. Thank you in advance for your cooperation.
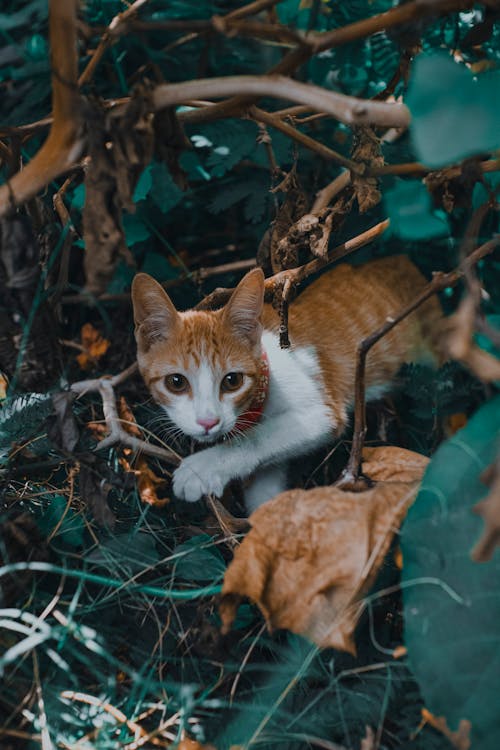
[165,373,189,394]
[221,372,244,392]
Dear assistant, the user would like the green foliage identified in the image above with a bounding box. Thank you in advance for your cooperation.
[384,180,449,240]
[407,53,500,167]
[36,493,85,548]
[402,396,500,750]
[0,392,52,458]
[172,534,226,582]
[1,1,500,748]
[86,531,161,572]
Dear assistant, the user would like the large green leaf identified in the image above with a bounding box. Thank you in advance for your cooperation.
[402,395,500,749]
[173,535,226,583]
[37,494,85,549]
[384,179,449,240]
[407,53,500,167]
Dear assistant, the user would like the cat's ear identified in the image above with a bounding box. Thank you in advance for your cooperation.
[131,273,179,350]
[223,268,264,343]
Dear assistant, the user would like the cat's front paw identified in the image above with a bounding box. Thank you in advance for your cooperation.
[173,449,230,503]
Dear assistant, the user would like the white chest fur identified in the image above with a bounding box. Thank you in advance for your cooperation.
[172,332,334,509]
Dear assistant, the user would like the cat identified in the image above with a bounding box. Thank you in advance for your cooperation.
[132,256,441,512]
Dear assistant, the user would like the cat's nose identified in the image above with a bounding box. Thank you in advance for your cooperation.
[197,417,220,433]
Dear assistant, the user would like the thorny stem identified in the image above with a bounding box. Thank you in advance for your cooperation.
[339,235,500,490]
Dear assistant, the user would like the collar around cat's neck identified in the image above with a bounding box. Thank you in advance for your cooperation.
[234,350,270,433]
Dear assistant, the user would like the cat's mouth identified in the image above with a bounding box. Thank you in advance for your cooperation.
[192,424,234,444]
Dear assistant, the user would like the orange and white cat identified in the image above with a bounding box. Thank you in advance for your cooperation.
[132,256,441,511]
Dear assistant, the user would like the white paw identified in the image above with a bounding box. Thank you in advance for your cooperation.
[173,450,230,503]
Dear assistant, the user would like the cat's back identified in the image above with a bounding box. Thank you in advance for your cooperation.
[291,255,427,322]
[261,255,441,427]
[263,255,436,341]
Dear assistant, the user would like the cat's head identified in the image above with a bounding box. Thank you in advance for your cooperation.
[132,268,265,443]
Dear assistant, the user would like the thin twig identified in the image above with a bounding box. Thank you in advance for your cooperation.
[78,0,150,87]
[250,106,363,172]
[197,220,390,310]
[308,0,474,54]
[70,363,180,465]
[60,258,256,306]
[338,235,500,490]
[311,171,352,214]
[177,0,475,125]
[278,277,293,349]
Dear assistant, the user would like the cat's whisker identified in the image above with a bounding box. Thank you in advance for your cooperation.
[133,256,442,509]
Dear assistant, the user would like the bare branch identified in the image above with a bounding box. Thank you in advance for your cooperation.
[70,364,180,465]
[61,258,256,306]
[177,0,475,124]
[312,171,352,214]
[308,0,474,54]
[339,235,500,490]
[197,220,390,310]
[78,0,150,87]
[250,107,362,172]
[159,75,410,129]
[0,0,82,218]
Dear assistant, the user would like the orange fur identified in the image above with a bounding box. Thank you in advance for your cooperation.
[132,256,442,507]
[134,256,441,433]
[262,255,441,430]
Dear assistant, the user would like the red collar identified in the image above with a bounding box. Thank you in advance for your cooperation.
[234,350,270,433]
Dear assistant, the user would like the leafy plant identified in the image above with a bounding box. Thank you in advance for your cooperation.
[402,395,500,750]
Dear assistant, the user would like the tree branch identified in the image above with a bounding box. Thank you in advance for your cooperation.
[307,0,474,54]
[70,363,180,465]
[176,0,475,124]
[197,220,390,310]
[0,0,82,218]
[339,234,500,490]
[161,75,410,129]
[78,0,150,87]
[250,106,363,172]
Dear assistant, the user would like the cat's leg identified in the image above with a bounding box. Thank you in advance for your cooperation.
[244,464,287,514]
[172,406,332,503]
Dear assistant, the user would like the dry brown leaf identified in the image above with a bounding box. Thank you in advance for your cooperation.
[135,456,170,507]
[362,446,429,483]
[76,323,110,370]
[220,446,428,653]
[177,738,217,750]
[268,167,308,273]
[444,412,468,436]
[83,88,155,293]
[117,395,143,438]
[0,372,7,400]
[117,397,170,507]
[471,459,500,562]
[421,709,472,750]
[351,127,384,213]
